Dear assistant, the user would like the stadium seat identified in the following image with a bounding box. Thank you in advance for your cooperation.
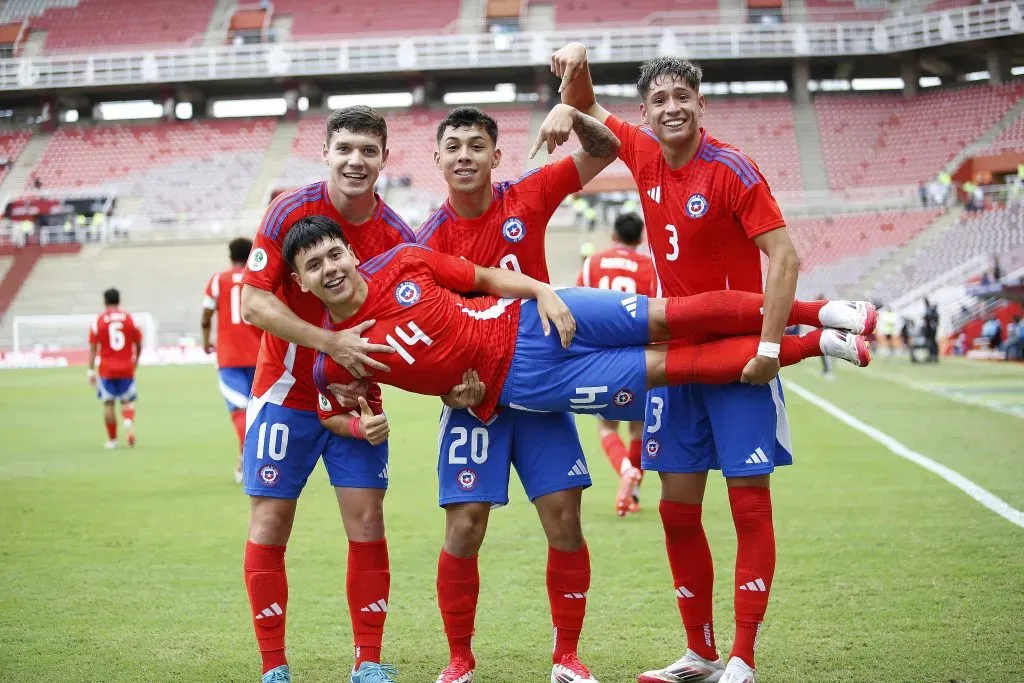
[814,83,1024,190]
[270,0,460,38]
[549,0,720,26]
[29,119,276,216]
[978,113,1024,155]
[0,130,32,186]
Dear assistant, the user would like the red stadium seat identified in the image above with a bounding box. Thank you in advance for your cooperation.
[0,130,32,186]
[270,0,460,39]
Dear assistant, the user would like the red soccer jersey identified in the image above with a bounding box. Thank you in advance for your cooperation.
[313,244,520,423]
[243,181,415,411]
[203,266,263,369]
[605,117,786,297]
[88,307,142,379]
[416,156,582,283]
[575,245,656,296]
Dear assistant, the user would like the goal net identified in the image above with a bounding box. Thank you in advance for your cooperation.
[12,313,159,354]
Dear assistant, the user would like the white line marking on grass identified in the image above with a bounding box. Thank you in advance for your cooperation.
[865,370,1024,420]
[786,380,1024,529]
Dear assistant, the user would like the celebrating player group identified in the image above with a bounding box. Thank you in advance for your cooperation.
[220,42,877,683]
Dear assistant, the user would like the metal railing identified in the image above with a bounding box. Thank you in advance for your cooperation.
[0,1,1020,91]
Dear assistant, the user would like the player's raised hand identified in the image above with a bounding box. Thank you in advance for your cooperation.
[536,287,576,349]
[357,396,390,446]
[325,319,395,378]
[442,369,486,409]
[550,42,587,94]
[529,103,576,159]
[740,355,780,385]
[327,379,369,408]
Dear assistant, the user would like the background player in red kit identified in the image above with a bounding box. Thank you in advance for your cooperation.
[414,105,621,683]
[238,106,414,683]
[575,212,656,517]
[88,287,142,449]
[202,237,264,483]
[556,45,814,683]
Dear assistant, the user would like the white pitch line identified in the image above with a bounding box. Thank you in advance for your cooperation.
[863,369,1024,420]
[786,380,1024,529]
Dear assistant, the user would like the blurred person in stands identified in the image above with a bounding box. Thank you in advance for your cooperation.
[922,298,939,363]
[555,43,815,683]
[878,305,899,358]
[1005,316,1021,361]
[202,237,264,483]
[576,211,656,516]
[238,105,415,683]
[88,287,142,449]
[901,317,918,363]
[985,316,1003,351]
[918,181,928,207]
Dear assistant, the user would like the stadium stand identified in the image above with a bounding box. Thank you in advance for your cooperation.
[0,130,32,186]
[978,114,1024,154]
[269,0,460,38]
[28,119,275,216]
[787,207,943,297]
[814,82,1024,190]
[550,0,720,26]
[6,0,215,51]
[0,257,12,282]
[869,201,1024,304]
[278,107,531,197]
[802,0,885,20]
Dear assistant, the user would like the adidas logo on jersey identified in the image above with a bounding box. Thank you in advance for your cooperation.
[745,448,769,465]
[621,296,638,319]
[568,459,589,477]
[739,578,768,592]
[360,599,389,613]
[647,186,662,204]
[675,585,695,599]
[254,602,283,620]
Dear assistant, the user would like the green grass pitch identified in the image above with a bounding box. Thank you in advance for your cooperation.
[1,359,1021,682]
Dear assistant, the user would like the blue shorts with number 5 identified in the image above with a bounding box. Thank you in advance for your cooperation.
[497,288,650,422]
[243,401,389,499]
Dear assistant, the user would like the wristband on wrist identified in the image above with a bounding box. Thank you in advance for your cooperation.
[757,341,781,359]
[347,415,364,440]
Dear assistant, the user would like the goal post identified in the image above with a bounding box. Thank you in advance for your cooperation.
[12,313,159,354]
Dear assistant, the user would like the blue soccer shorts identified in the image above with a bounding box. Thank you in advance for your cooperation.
[243,400,389,499]
[96,377,137,402]
[642,378,792,479]
[217,366,255,412]
[498,287,650,422]
[436,406,591,507]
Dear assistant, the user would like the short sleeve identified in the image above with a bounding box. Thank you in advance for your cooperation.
[575,270,584,287]
[733,179,786,240]
[130,316,143,344]
[88,319,98,345]
[316,388,347,420]
[243,193,303,292]
[537,156,583,215]
[202,274,218,310]
[604,114,645,173]
[424,249,477,292]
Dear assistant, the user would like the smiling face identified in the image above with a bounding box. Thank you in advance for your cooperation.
[640,74,705,148]
[290,235,362,308]
[435,124,501,195]
[323,128,388,199]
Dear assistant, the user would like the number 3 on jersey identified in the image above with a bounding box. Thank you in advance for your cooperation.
[665,225,680,261]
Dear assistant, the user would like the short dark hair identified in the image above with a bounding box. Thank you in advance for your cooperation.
[326,105,388,150]
[636,57,703,100]
[229,237,253,264]
[103,288,120,306]
[282,215,349,271]
[613,212,644,246]
[436,107,499,146]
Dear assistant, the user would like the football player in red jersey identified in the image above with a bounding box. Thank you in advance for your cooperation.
[575,212,656,517]
[238,107,414,683]
[555,44,813,683]
[88,287,142,449]
[414,105,621,683]
[202,237,264,482]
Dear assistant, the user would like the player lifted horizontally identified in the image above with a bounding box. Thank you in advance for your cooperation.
[576,212,656,517]
[288,218,872,421]
[202,237,264,482]
[238,106,415,683]
[554,44,868,682]
[88,287,142,449]
[414,105,619,683]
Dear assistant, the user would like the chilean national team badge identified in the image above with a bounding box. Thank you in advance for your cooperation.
[686,193,709,218]
[394,280,421,307]
[644,438,661,458]
[613,389,634,407]
[258,464,280,486]
[501,217,526,243]
[457,468,478,491]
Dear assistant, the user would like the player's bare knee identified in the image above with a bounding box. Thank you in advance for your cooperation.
[659,471,708,505]
[339,490,386,542]
[535,491,584,552]
[644,346,667,387]
[248,496,297,545]
[444,503,489,556]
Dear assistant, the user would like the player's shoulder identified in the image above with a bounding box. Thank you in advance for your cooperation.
[376,200,417,242]
[415,206,453,244]
[494,165,545,200]
[360,241,434,277]
[699,132,765,188]
[259,181,327,239]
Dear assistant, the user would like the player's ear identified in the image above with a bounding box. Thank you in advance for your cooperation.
[380,146,389,170]
[290,270,309,292]
[322,141,329,165]
[639,102,649,125]
[434,150,441,169]
[697,93,706,119]
[492,147,502,169]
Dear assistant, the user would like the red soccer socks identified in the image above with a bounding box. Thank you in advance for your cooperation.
[244,541,288,674]
[348,539,390,669]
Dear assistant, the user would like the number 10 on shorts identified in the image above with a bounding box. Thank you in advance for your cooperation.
[255,422,289,461]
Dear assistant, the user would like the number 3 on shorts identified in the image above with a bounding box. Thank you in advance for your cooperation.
[647,396,664,434]
[256,422,289,461]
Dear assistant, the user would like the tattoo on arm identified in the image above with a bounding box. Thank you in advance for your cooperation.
[572,111,617,159]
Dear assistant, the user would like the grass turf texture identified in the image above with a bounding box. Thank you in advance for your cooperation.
[1,360,1021,682]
